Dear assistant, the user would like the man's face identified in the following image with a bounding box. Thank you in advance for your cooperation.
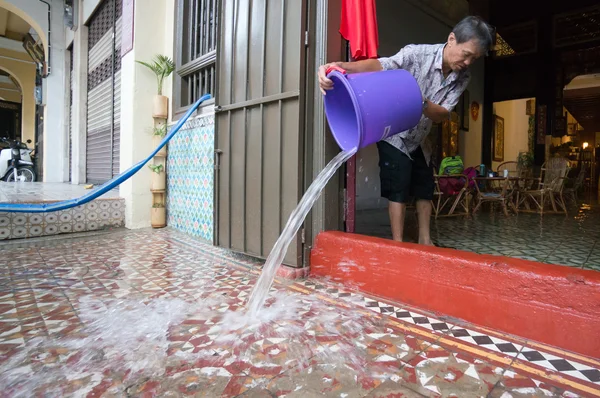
[446,33,484,72]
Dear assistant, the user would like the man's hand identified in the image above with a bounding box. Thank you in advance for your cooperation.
[318,59,384,95]
[318,62,344,95]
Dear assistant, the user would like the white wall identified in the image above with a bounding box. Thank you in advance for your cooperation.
[119,0,174,229]
[491,99,532,171]
[0,0,67,182]
[356,0,479,210]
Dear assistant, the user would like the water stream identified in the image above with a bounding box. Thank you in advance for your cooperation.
[246,148,357,315]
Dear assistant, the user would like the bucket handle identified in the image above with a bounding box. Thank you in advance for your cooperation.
[326,65,347,76]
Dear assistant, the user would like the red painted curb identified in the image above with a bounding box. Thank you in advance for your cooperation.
[310,231,600,358]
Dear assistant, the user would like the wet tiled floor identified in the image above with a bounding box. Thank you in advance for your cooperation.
[356,194,600,271]
[1,228,598,397]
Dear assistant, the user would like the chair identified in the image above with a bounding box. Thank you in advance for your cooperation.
[563,167,585,204]
[473,177,512,216]
[496,161,519,177]
[432,173,470,219]
[518,157,570,215]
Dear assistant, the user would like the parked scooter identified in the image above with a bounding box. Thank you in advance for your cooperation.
[0,137,37,182]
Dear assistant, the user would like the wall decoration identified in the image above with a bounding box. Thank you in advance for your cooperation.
[470,101,480,122]
[536,104,547,144]
[493,115,504,162]
[461,90,470,131]
[567,123,577,136]
[167,115,215,243]
[441,112,460,158]
[554,116,566,137]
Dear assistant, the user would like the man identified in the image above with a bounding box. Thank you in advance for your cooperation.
[318,16,493,245]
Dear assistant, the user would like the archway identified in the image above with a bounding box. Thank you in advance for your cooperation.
[0,0,48,62]
[0,67,22,140]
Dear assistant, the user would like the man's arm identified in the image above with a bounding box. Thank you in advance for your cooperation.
[423,101,451,124]
[426,74,471,124]
[318,46,415,94]
[318,60,382,94]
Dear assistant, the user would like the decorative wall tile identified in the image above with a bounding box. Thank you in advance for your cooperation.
[166,114,214,243]
[0,198,125,241]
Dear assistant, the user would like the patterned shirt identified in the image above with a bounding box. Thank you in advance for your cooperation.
[378,43,470,165]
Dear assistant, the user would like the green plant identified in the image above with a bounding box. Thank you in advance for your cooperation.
[152,124,167,137]
[136,55,175,95]
[148,164,164,173]
[517,152,534,168]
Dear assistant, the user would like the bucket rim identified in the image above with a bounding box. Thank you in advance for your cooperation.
[325,70,363,152]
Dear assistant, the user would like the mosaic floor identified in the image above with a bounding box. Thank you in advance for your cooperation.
[1,228,599,397]
[356,194,600,271]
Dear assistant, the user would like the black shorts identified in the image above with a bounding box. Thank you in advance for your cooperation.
[377,141,434,203]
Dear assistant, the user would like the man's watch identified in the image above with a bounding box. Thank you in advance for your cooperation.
[422,99,429,112]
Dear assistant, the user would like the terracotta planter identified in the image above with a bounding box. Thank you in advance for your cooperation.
[152,95,168,119]
[151,170,166,191]
[152,134,167,157]
[151,207,166,228]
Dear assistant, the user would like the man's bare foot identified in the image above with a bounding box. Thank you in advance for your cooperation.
[418,239,434,246]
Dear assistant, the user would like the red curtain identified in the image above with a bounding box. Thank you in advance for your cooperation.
[339,0,379,60]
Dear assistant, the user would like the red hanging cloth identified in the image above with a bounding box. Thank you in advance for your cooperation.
[339,0,379,60]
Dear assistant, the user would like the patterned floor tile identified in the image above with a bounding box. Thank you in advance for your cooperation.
[446,326,523,358]
[517,348,600,385]
[0,228,598,397]
[488,370,582,397]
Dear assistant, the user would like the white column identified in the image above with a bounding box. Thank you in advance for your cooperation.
[119,0,169,228]
[41,0,67,182]
[70,13,88,185]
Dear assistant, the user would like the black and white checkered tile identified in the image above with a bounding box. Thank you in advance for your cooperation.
[300,278,600,386]
[518,349,600,385]
[447,327,522,357]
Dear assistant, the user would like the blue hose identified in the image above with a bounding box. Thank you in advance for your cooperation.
[0,94,212,213]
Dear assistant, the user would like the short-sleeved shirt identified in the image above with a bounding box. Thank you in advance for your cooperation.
[378,43,470,166]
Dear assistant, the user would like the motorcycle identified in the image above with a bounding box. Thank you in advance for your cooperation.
[0,137,37,182]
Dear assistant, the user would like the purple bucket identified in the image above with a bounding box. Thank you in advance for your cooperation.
[323,69,423,151]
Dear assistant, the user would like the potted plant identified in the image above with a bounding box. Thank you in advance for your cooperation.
[148,164,166,191]
[151,203,166,228]
[136,55,175,119]
[152,123,167,157]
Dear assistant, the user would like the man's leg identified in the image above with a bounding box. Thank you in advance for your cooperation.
[377,142,412,242]
[416,200,433,245]
[389,201,406,242]
[411,148,435,246]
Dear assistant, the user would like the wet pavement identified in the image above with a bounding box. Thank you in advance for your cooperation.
[1,228,599,397]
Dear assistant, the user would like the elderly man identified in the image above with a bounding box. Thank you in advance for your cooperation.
[318,16,493,245]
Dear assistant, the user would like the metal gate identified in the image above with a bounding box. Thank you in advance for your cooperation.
[86,0,122,184]
[215,0,308,266]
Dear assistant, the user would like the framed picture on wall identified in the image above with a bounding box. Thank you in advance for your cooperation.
[493,115,504,162]
[461,90,470,131]
[567,123,577,136]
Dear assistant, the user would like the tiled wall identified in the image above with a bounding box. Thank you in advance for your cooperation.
[166,114,214,243]
[0,199,126,240]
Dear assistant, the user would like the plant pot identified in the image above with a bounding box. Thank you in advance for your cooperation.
[151,207,166,228]
[152,134,167,157]
[151,171,166,190]
[153,95,169,119]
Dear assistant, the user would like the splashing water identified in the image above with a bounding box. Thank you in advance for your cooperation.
[246,149,357,315]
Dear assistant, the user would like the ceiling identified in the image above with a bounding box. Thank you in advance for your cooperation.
[0,8,32,41]
[564,75,600,131]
